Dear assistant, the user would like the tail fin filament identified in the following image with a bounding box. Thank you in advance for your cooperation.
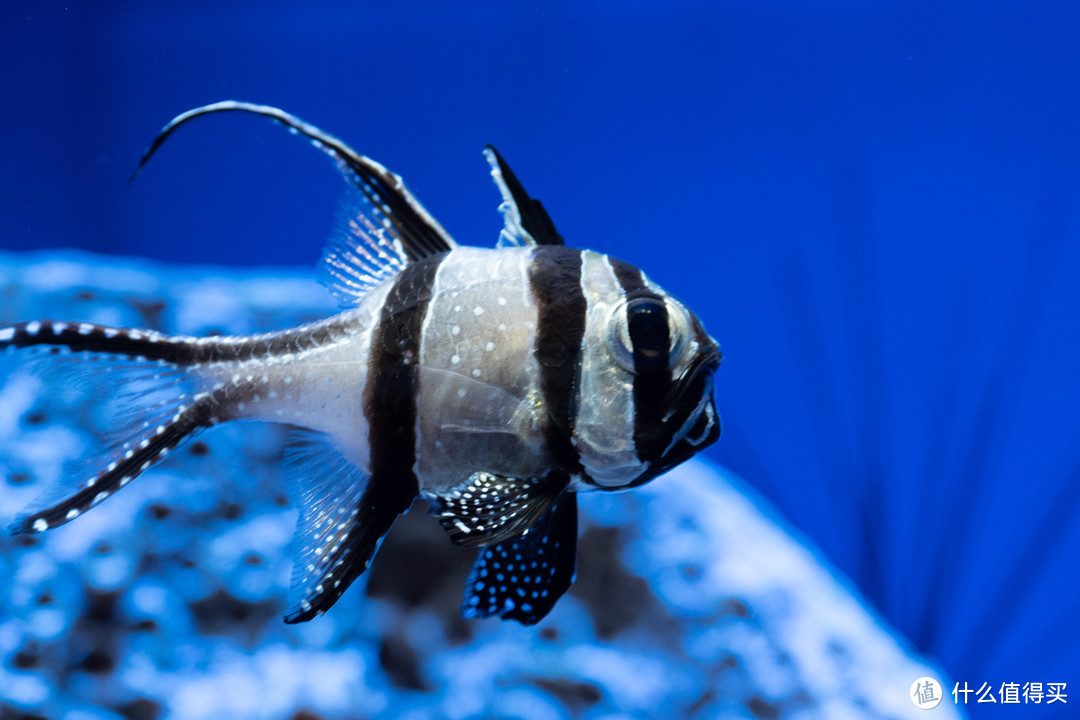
[0,320,195,363]
[9,397,211,534]
[2,319,222,534]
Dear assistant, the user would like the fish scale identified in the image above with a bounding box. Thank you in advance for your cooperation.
[2,101,722,625]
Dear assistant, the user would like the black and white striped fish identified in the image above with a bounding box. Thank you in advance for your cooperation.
[2,102,721,625]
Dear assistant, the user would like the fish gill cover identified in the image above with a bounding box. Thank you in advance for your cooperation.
[2,1,1079,719]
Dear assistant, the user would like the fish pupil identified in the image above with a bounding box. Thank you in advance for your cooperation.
[627,299,669,372]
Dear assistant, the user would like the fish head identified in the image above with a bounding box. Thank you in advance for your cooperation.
[574,271,721,491]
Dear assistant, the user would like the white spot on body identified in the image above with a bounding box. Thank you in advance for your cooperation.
[32,518,48,532]
[0,327,13,342]
[451,325,461,336]
[485,341,495,352]
[52,322,67,334]
[66,508,79,520]
[473,306,485,316]
[25,321,41,336]
[450,354,461,365]
[78,323,94,335]
[472,368,482,378]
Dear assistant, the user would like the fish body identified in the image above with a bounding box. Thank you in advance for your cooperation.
[2,102,721,625]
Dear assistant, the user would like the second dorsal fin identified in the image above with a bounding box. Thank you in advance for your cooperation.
[131,101,459,270]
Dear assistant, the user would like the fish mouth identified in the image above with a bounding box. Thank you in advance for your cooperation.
[662,345,722,416]
[617,346,722,490]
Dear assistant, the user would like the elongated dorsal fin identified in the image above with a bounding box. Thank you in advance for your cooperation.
[131,101,458,265]
[318,186,409,306]
[484,145,564,248]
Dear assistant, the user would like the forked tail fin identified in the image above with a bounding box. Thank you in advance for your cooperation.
[2,319,215,534]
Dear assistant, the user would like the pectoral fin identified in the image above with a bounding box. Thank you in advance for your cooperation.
[426,471,568,548]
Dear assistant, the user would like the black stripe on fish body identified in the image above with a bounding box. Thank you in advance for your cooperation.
[462,490,578,625]
[608,258,675,466]
[527,246,588,476]
[366,253,447,488]
[285,253,450,622]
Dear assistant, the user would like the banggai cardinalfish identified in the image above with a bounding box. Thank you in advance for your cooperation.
[2,102,722,625]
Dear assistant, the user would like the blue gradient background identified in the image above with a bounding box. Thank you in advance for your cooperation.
[2,1,1078,715]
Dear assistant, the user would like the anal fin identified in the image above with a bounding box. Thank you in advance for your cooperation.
[426,471,568,548]
[462,492,577,625]
[283,431,415,623]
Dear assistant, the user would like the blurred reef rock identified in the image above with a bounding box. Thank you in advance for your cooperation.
[0,251,956,719]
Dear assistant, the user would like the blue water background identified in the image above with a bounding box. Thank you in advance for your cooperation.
[2,0,1079,714]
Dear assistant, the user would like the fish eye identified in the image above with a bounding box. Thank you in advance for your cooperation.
[606,296,689,373]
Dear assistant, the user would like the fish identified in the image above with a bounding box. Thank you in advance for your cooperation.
[1,101,722,625]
